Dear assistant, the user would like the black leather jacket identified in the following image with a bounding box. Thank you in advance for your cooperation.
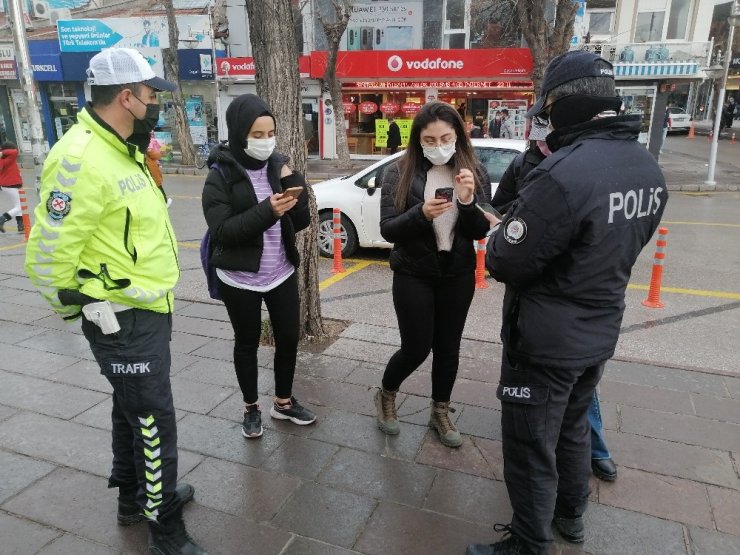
[380,158,491,277]
[201,145,309,272]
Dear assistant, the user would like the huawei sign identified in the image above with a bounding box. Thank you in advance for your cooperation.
[387,54,465,72]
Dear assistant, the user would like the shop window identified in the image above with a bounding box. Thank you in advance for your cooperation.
[442,0,469,48]
[634,0,692,42]
[584,0,616,39]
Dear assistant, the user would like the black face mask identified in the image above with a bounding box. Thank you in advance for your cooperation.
[129,95,160,133]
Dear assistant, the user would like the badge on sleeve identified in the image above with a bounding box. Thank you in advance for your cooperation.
[46,191,72,221]
[503,217,527,244]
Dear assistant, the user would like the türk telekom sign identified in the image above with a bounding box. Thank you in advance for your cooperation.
[217,56,311,79]
[310,48,533,79]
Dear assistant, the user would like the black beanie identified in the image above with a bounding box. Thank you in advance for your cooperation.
[225,93,276,170]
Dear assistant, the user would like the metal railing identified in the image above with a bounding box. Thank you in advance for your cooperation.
[577,41,711,66]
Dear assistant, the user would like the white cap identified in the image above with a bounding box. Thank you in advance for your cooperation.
[86,48,176,92]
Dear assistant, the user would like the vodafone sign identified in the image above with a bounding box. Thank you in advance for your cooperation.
[311,48,532,79]
[217,56,311,79]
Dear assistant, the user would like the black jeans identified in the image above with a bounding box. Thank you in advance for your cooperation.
[382,270,475,402]
[497,349,605,554]
[81,309,178,521]
[219,273,299,404]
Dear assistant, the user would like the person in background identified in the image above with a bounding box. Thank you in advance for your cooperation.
[374,101,491,448]
[387,115,402,154]
[661,106,671,154]
[488,111,502,138]
[469,51,667,555]
[24,48,205,554]
[201,93,316,441]
[499,109,515,139]
[0,141,24,233]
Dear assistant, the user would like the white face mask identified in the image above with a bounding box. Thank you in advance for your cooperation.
[421,142,456,165]
[244,136,275,161]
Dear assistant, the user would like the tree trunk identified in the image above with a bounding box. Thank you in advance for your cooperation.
[162,0,196,166]
[318,0,353,168]
[246,0,326,340]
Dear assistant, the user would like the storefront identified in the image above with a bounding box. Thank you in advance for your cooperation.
[309,48,534,158]
[0,43,20,148]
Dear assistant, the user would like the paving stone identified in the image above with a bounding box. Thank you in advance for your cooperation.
[0,412,114,477]
[176,302,230,321]
[340,322,401,346]
[0,510,61,555]
[472,437,505,481]
[177,357,275,391]
[424,469,511,525]
[318,447,437,506]
[0,451,56,504]
[281,536,361,555]
[170,375,235,415]
[295,352,364,380]
[0,344,79,377]
[172,314,235,339]
[37,534,118,554]
[689,525,740,554]
[455,404,502,441]
[170,331,215,355]
[17,328,93,358]
[322,337,399,365]
[451,378,501,410]
[691,392,740,424]
[183,502,291,555]
[3,289,56,309]
[580,502,688,555]
[272,482,376,548]
[355,500,492,555]
[2,468,149,552]
[600,401,619,430]
[261,435,339,480]
[344,364,383,388]
[0,403,17,422]
[177,412,287,467]
[0,301,52,323]
[181,457,300,520]
[605,430,740,488]
[188,338,276,368]
[597,466,713,527]
[604,360,728,397]
[0,370,107,419]
[309,408,427,462]
[416,435,495,479]
[620,405,740,451]
[724,376,740,399]
[397,394,454,427]
[292,374,377,416]
[707,485,740,536]
[30,314,85,335]
[455,354,501,382]
[459,337,501,361]
[170,352,203,374]
[0,321,46,345]
[599,380,694,414]
[397,370,432,397]
[0,276,39,292]
[49,359,113,393]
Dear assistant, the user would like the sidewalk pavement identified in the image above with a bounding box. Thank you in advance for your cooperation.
[0,272,739,554]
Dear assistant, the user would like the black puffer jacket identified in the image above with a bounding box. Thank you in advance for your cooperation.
[380,158,491,277]
[486,116,668,368]
[492,146,547,213]
[201,145,309,271]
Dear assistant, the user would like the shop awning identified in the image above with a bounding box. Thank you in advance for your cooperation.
[615,62,699,78]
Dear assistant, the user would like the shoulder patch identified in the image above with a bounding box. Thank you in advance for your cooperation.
[503,217,527,245]
[47,191,72,221]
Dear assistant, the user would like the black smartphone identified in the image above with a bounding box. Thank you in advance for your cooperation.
[476,202,504,220]
[434,187,454,202]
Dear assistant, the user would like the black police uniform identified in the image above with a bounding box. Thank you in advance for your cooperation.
[486,115,668,554]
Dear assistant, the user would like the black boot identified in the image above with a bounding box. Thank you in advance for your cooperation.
[15,216,23,232]
[148,504,207,555]
[0,212,10,233]
[118,482,196,526]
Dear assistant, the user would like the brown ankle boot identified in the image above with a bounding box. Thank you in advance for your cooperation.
[429,401,462,447]
[374,387,400,435]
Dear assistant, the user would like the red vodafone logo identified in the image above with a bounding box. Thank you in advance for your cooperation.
[387,55,403,72]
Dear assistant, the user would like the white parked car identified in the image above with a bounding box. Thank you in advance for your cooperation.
[667,107,691,133]
[312,138,526,257]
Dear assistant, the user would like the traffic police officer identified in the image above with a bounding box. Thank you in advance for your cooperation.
[467,51,668,555]
[25,48,206,555]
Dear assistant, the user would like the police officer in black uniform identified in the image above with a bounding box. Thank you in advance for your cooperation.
[466,51,668,555]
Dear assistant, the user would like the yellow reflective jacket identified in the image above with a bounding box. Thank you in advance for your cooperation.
[25,106,179,319]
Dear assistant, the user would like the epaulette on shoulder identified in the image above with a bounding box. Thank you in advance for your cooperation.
[63,126,95,160]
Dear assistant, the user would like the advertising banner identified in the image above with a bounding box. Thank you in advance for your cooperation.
[57,15,212,52]
[374,118,411,148]
[344,0,423,51]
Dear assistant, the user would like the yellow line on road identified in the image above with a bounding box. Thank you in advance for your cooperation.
[628,283,740,300]
[178,241,199,249]
[171,194,201,200]
[0,241,25,252]
[661,220,740,228]
[319,260,375,291]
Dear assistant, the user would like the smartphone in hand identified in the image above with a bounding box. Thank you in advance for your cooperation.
[476,202,504,220]
[434,187,454,202]
[281,186,304,200]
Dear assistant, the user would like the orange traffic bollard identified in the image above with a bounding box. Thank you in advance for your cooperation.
[687,121,695,139]
[474,239,489,289]
[642,227,668,308]
[18,187,31,241]
[331,207,345,273]
[732,132,736,145]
